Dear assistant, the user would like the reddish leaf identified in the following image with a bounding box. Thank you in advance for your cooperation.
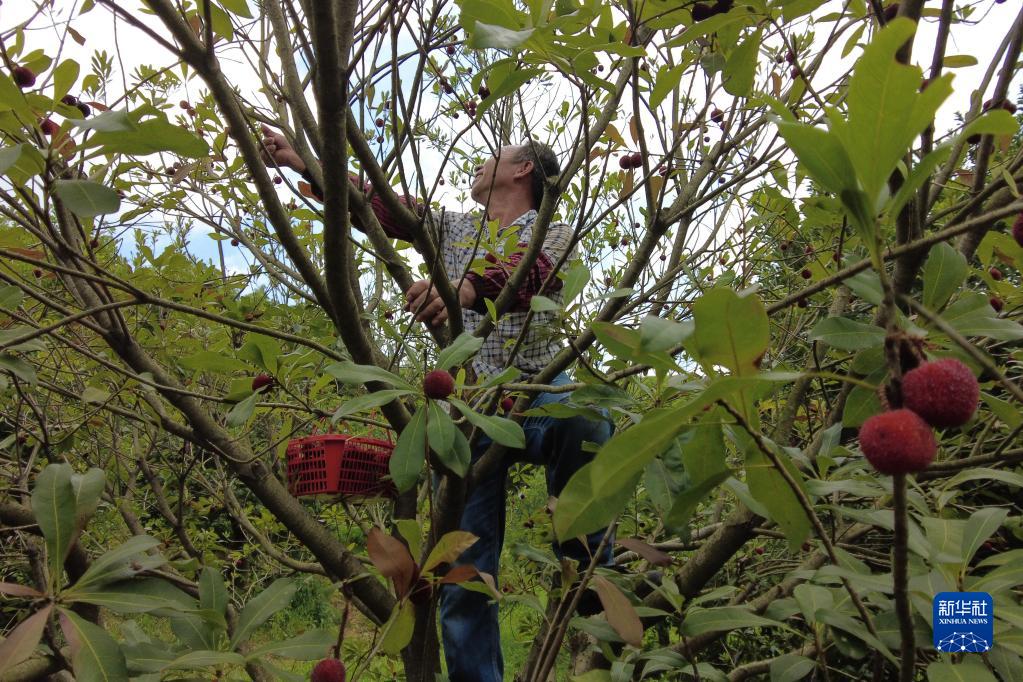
[0,582,43,598]
[592,576,643,647]
[615,538,672,567]
[439,564,478,584]
[298,181,318,199]
[0,604,53,678]
[367,527,417,597]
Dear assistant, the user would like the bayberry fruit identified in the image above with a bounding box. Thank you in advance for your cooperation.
[423,369,455,399]
[12,66,36,88]
[901,358,979,428]
[989,267,1003,281]
[311,658,346,682]
[1012,213,1023,247]
[859,409,936,474]
[39,118,59,136]
[989,296,1003,312]
[251,374,274,392]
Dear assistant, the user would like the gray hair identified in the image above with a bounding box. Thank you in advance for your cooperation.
[515,141,560,209]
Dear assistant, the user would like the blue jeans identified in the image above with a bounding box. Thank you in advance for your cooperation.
[438,373,615,682]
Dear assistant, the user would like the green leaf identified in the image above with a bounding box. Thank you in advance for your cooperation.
[52,179,121,217]
[962,109,1020,139]
[333,389,410,422]
[886,144,952,222]
[775,122,857,197]
[640,316,693,353]
[926,661,998,682]
[793,584,834,624]
[31,463,77,587]
[922,242,968,311]
[0,605,53,678]
[769,654,815,682]
[690,288,769,375]
[70,109,135,132]
[847,268,884,304]
[0,144,45,180]
[236,334,280,373]
[380,601,415,655]
[325,361,413,390]
[554,462,641,542]
[88,113,209,158]
[225,391,260,427]
[529,295,561,312]
[178,351,249,373]
[66,578,198,616]
[842,19,953,201]
[723,29,762,97]
[450,398,525,448]
[52,59,80,101]
[561,261,590,303]
[390,406,427,492]
[0,285,24,310]
[680,606,789,636]
[199,567,228,623]
[807,317,886,350]
[741,432,811,550]
[423,530,478,572]
[58,609,130,682]
[229,578,296,649]
[244,629,334,661]
[436,331,485,370]
[165,650,245,670]
[664,470,731,531]
[0,354,37,384]
[469,22,535,49]
[962,507,1009,567]
[69,468,105,535]
[73,535,164,590]
[815,609,898,663]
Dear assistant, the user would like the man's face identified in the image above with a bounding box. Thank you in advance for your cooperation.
[470,145,530,205]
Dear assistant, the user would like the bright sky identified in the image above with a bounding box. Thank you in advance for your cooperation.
[5,0,1021,282]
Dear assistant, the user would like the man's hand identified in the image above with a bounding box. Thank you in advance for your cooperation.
[259,124,306,173]
[404,279,477,327]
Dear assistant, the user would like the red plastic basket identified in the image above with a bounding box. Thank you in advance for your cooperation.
[286,431,396,499]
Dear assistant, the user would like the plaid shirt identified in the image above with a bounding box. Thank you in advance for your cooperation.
[440,209,575,380]
[305,175,576,378]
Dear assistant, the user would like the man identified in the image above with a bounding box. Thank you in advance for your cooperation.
[260,126,612,681]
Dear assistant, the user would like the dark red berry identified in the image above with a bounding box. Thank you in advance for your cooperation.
[376,117,385,127]
[989,267,1003,281]
[12,66,36,88]
[1012,212,1023,247]
[484,252,498,264]
[179,100,190,109]
[76,101,91,117]
[859,409,936,474]
[989,296,1003,313]
[231,238,240,246]
[691,2,714,21]
[251,374,274,392]
[274,175,283,185]
[882,3,899,22]
[800,268,812,279]
[446,45,456,55]
[33,268,43,278]
[61,94,78,106]
[39,118,59,136]
[423,369,455,399]
[501,397,514,412]
[710,108,724,124]
[478,85,490,99]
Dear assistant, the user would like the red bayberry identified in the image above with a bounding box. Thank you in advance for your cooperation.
[478,85,490,99]
[501,397,514,412]
[61,94,78,106]
[39,118,59,136]
[251,374,274,392]
[989,296,1003,313]
[882,3,899,21]
[691,2,714,21]
[989,266,1003,281]
[76,101,91,117]
[618,155,633,170]
[274,175,283,185]
[311,658,346,682]
[780,241,790,251]
[375,117,385,127]
[446,45,456,55]
[90,238,100,249]
[179,100,190,109]
[710,108,724,124]
[629,152,644,168]
[12,65,36,88]
[901,358,979,428]
[33,268,43,278]
[800,268,812,279]
[231,238,240,246]
[754,546,764,555]
[1012,213,1023,247]
[484,252,498,264]
[858,409,936,474]
[423,369,455,399]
